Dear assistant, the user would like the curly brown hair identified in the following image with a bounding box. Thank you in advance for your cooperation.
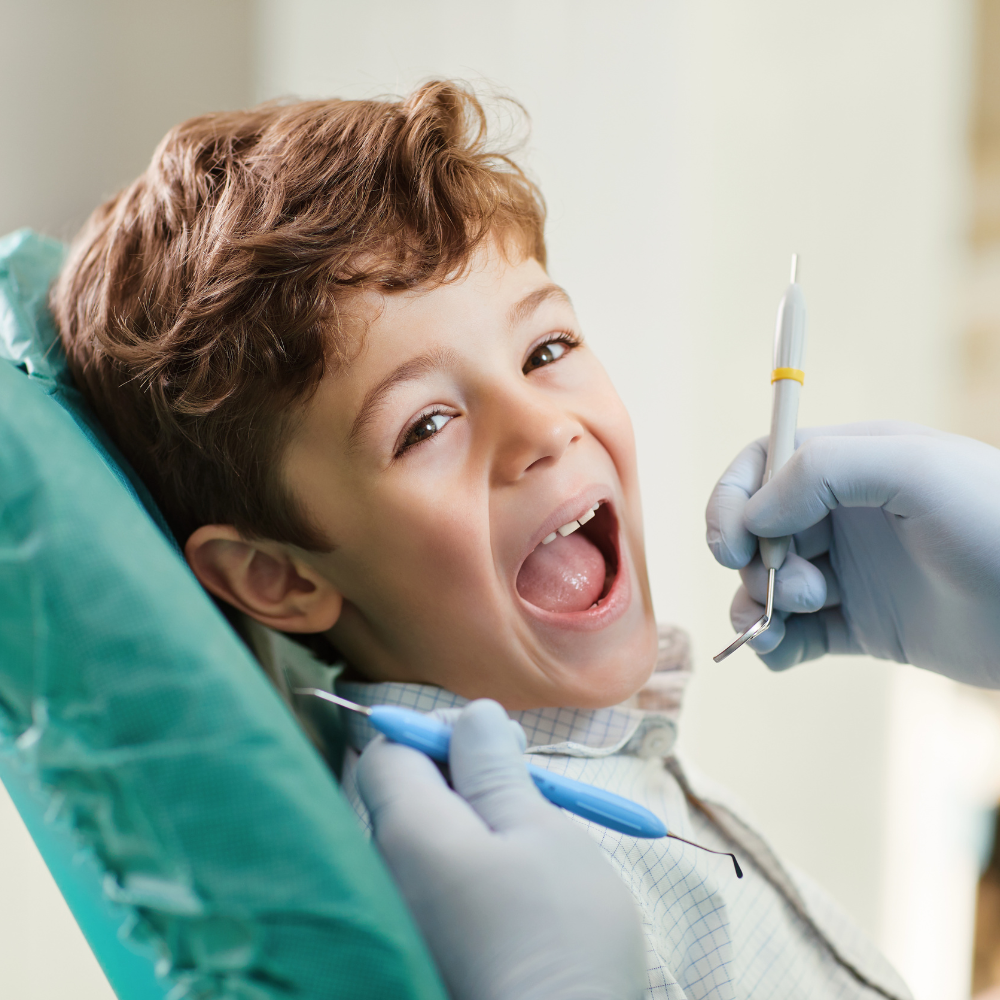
[52,81,546,549]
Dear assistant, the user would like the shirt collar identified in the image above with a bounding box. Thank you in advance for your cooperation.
[335,625,691,762]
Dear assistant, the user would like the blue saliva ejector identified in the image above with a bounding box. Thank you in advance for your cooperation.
[296,688,743,878]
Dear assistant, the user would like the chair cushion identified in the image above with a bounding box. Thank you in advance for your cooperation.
[0,230,177,544]
[0,230,446,1000]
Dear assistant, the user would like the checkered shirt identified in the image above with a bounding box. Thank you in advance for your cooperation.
[334,627,912,1000]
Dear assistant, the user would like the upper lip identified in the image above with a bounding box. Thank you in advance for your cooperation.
[515,486,613,579]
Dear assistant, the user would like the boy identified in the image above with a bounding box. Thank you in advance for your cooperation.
[53,82,910,999]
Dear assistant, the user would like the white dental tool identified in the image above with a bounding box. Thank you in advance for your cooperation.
[714,254,807,663]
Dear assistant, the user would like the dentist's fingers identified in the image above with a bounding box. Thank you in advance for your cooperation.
[792,516,832,561]
[755,612,832,670]
[707,423,942,565]
[729,586,787,654]
[509,718,528,753]
[756,606,860,670]
[744,427,947,539]
[726,589,858,669]
[811,554,842,608]
[358,738,486,847]
[448,699,555,833]
[729,552,844,670]
[744,436,894,537]
[706,438,767,569]
[729,585,764,633]
[738,551,828,613]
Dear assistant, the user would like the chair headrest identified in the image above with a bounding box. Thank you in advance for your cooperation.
[0,229,446,1000]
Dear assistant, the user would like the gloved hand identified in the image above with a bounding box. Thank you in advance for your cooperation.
[355,699,647,1000]
[705,420,1000,686]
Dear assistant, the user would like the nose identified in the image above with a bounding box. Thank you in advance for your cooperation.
[490,388,584,484]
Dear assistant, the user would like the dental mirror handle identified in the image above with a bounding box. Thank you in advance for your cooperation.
[759,253,807,572]
[369,706,667,839]
[714,254,807,663]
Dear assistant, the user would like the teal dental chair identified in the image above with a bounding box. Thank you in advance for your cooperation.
[0,230,448,1000]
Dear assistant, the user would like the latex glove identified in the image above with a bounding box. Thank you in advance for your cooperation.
[356,699,646,1000]
[705,420,1000,686]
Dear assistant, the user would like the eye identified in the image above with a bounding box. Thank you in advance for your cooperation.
[523,334,577,375]
[398,411,453,455]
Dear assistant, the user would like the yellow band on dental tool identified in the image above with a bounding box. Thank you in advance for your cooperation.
[771,367,805,384]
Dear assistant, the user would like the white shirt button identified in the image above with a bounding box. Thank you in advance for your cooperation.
[638,727,673,759]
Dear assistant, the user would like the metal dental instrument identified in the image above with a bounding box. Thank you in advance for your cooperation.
[714,253,807,664]
[296,687,742,876]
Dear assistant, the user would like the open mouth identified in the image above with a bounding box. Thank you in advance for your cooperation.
[515,501,620,614]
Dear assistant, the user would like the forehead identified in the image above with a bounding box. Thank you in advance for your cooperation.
[336,253,568,387]
[359,253,559,335]
[290,255,570,454]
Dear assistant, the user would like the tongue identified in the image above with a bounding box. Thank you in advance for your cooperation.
[516,531,606,612]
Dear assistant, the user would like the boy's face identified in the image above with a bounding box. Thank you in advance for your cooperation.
[284,248,658,709]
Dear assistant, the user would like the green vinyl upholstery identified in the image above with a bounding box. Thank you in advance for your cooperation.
[0,230,447,1000]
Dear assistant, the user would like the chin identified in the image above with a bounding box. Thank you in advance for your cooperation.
[493,610,659,712]
[557,620,659,709]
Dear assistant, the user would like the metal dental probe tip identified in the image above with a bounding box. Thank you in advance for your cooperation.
[714,252,807,663]
[712,566,776,663]
[295,687,372,715]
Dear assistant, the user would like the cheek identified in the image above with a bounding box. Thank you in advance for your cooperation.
[585,377,639,484]
[580,374,646,555]
[606,398,638,473]
[331,480,497,616]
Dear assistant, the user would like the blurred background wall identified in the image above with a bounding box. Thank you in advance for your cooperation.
[0,1,252,241]
[0,2,993,998]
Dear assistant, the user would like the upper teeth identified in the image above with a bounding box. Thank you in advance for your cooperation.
[542,503,601,544]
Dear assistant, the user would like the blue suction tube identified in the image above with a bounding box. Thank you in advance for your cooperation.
[369,705,667,839]
[295,690,742,875]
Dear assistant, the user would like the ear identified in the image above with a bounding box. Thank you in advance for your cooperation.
[185,525,343,633]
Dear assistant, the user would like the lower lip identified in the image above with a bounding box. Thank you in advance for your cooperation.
[516,535,632,632]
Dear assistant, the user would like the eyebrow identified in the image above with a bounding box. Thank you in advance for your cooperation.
[348,284,572,445]
[506,284,572,329]
[349,347,457,444]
